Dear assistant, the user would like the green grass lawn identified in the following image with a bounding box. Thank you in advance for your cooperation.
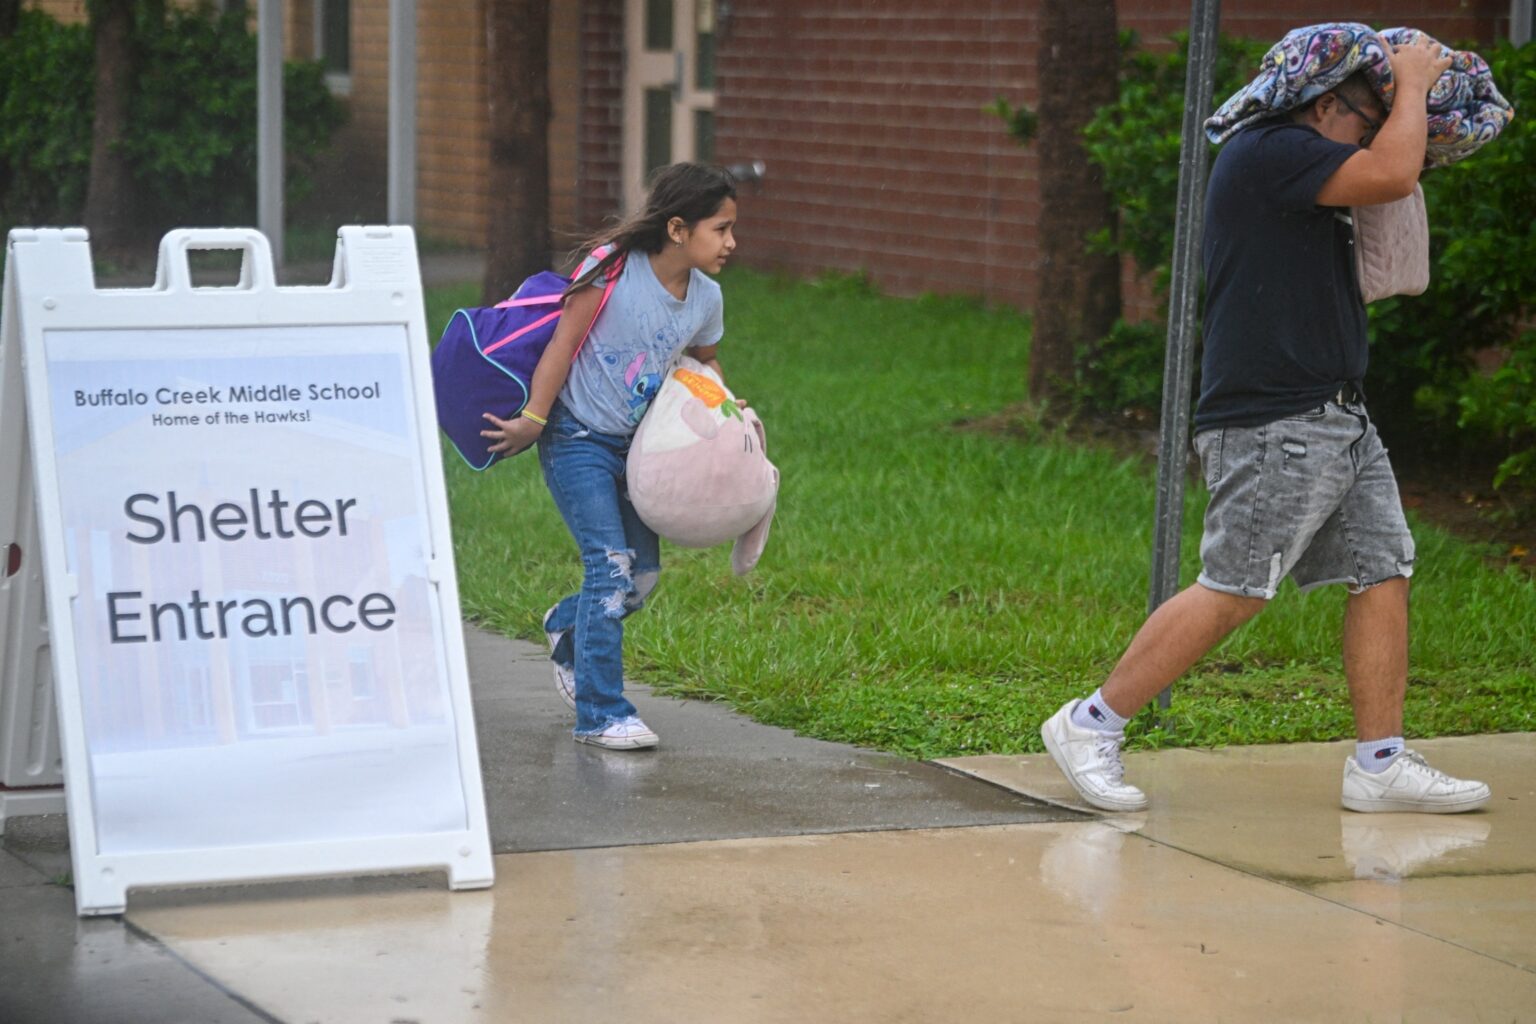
[427,269,1536,759]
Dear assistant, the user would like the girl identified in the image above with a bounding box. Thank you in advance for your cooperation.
[481,163,739,750]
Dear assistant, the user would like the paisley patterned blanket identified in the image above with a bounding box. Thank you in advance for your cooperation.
[1204,22,1514,167]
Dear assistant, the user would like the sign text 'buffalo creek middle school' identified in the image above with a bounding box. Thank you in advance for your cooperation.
[74,379,384,426]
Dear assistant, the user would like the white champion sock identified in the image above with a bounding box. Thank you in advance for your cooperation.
[1071,689,1129,732]
[1356,736,1405,773]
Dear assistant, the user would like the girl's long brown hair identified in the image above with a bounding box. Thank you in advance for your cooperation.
[563,163,737,298]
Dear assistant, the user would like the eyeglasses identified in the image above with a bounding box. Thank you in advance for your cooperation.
[1334,92,1383,143]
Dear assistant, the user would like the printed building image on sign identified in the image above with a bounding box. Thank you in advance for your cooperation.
[42,325,470,855]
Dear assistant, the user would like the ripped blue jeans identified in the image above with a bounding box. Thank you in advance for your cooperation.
[537,400,661,733]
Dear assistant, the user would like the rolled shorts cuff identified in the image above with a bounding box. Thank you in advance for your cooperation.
[1296,563,1415,596]
[1195,572,1277,601]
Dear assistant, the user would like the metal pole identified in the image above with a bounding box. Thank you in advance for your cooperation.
[257,0,284,267]
[1147,0,1221,709]
[1514,0,1533,45]
[388,0,418,225]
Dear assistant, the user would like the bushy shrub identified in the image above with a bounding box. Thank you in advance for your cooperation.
[1459,337,1536,488]
[1073,318,1167,417]
[126,5,344,226]
[1080,32,1536,497]
[0,6,343,233]
[0,11,93,226]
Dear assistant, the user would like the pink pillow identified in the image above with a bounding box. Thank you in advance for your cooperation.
[626,358,778,574]
[1352,184,1429,304]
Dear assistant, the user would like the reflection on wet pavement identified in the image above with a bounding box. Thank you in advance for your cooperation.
[1340,813,1492,880]
[1038,818,1142,918]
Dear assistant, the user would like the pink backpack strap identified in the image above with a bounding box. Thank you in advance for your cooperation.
[480,308,564,355]
[573,245,625,359]
[492,293,562,310]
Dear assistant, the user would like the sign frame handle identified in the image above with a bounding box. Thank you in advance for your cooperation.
[154,228,277,294]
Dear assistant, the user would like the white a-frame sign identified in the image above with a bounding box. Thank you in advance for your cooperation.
[1,227,493,915]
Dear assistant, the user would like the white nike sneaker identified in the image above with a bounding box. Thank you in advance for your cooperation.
[575,715,659,751]
[1341,750,1490,814]
[543,604,575,711]
[1041,700,1148,812]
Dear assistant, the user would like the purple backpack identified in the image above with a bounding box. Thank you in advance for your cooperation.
[432,248,621,470]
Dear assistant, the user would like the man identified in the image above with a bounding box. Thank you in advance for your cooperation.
[1041,35,1490,815]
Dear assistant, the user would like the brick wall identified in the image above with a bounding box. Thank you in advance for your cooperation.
[576,0,625,251]
[714,1,1039,309]
[714,0,1508,312]
[1125,0,1510,51]
[417,0,489,244]
[549,1,582,251]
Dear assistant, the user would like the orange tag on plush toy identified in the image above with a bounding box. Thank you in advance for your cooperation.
[673,367,741,419]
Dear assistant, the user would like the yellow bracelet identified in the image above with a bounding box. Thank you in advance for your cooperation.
[521,409,548,427]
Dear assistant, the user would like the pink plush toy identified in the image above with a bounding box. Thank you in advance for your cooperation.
[626,357,778,574]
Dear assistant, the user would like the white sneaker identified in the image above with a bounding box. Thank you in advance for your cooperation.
[543,605,575,711]
[1040,700,1148,812]
[575,715,659,751]
[1341,750,1490,814]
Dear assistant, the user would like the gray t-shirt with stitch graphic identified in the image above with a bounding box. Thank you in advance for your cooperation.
[558,251,724,436]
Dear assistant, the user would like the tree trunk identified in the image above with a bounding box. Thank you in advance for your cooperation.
[82,0,139,258]
[1032,0,1122,405]
[482,0,552,303]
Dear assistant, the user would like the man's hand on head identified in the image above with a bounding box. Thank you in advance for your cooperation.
[1388,34,1453,96]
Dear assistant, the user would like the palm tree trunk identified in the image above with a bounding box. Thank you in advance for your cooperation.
[82,0,139,258]
[482,0,553,303]
[1032,0,1122,405]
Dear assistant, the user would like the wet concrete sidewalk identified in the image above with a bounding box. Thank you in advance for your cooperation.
[0,624,1074,1023]
[110,729,1535,1023]
[5,614,1531,1024]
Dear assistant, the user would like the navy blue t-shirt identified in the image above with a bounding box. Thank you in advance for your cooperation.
[1195,120,1367,431]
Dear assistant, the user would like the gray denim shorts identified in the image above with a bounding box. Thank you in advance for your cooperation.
[1192,400,1415,600]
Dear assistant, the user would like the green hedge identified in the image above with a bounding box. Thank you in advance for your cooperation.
[0,6,343,234]
[0,11,93,227]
